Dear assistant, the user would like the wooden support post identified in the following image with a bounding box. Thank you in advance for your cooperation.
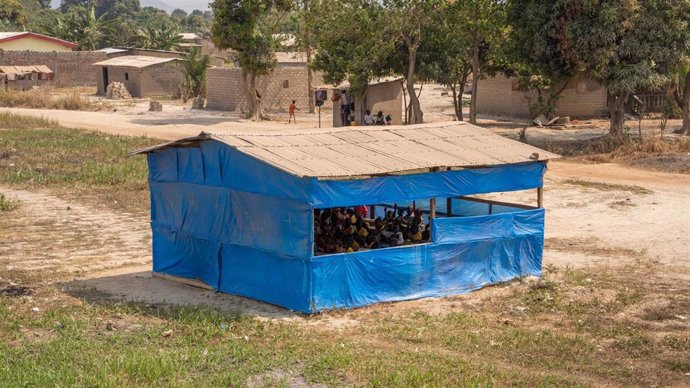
[446,198,452,216]
[369,205,375,218]
[537,187,544,208]
[430,198,436,219]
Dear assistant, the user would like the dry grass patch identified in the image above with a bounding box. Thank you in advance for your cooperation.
[0,88,96,111]
[546,135,690,174]
[545,237,648,260]
[562,179,653,195]
[0,112,58,130]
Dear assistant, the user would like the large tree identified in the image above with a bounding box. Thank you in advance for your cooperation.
[505,0,578,120]
[211,0,290,120]
[384,0,440,124]
[557,0,689,135]
[0,0,27,30]
[309,0,392,96]
[309,0,439,124]
[668,4,690,135]
[462,0,505,125]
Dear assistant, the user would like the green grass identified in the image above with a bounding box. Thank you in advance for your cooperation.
[0,128,157,188]
[1,123,688,386]
[0,192,19,211]
[0,125,160,212]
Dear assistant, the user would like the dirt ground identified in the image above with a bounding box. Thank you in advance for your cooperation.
[2,87,690,384]
[4,83,687,142]
[1,160,688,322]
[1,86,689,317]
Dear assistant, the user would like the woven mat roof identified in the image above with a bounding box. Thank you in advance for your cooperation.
[133,122,559,180]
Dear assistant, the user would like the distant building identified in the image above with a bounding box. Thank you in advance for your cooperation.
[323,78,404,127]
[96,47,185,59]
[93,56,184,98]
[476,73,608,119]
[177,33,203,52]
[0,32,77,52]
[0,65,54,91]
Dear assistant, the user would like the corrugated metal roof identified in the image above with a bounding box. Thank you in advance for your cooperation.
[179,33,201,40]
[92,55,180,68]
[0,65,53,75]
[316,77,403,90]
[132,122,559,180]
[96,47,128,54]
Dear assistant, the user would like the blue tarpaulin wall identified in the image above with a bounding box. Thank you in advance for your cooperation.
[147,140,546,313]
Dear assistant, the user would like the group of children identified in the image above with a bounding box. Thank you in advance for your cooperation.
[314,205,431,255]
[289,96,393,126]
[363,109,392,126]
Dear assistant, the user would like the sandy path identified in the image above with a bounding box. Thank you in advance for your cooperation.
[0,106,328,140]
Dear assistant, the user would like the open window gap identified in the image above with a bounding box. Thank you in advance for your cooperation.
[313,202,432,256]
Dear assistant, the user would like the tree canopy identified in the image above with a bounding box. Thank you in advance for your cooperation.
[211,0,291,119]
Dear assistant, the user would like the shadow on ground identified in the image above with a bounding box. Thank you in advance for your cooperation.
[129,115,243,127]
[63,270,301,320]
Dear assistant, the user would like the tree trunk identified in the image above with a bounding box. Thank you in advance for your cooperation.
[451,83,459,121]
[406,47,423,124]
[241,70,255,119]
[608,91,627,136]
[457,71,469,121]
[401,82,408,124]
[681,98,690,135]
[673,71,690,135]
[306,50,314,114]
[469,25,479,125]
[304,2,315,114]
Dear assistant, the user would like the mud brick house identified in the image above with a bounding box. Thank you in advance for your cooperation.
[93,56,184,98]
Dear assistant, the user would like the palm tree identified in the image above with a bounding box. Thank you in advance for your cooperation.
[42,5,117,50]
[70,5,114,50]
[138,19,182,51]
[181,47,211,101]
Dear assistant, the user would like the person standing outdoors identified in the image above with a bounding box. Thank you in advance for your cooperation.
[288,100,299,123]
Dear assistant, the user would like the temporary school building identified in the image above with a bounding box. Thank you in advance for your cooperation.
[133,122,558,313]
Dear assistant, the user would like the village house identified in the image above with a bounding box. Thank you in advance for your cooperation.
[0,65,54,91]
[325,78,404,127]
[93,56,184,98]
[476,73,609,119]
[0,32,77,52]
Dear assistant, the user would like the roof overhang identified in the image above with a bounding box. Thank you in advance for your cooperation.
[0,32,77,49]
[132,123,560,181]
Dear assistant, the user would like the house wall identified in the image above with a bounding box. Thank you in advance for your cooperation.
[97,66,142,96]
[0,51,107,87]
[332,81,404,127]
[140,63,184,98]
[0,36,73,52]
[363,81,403,125]
[96,62,183,98]
[3,78,51,91]
[476,73,608,119]
[206,66,325,112]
